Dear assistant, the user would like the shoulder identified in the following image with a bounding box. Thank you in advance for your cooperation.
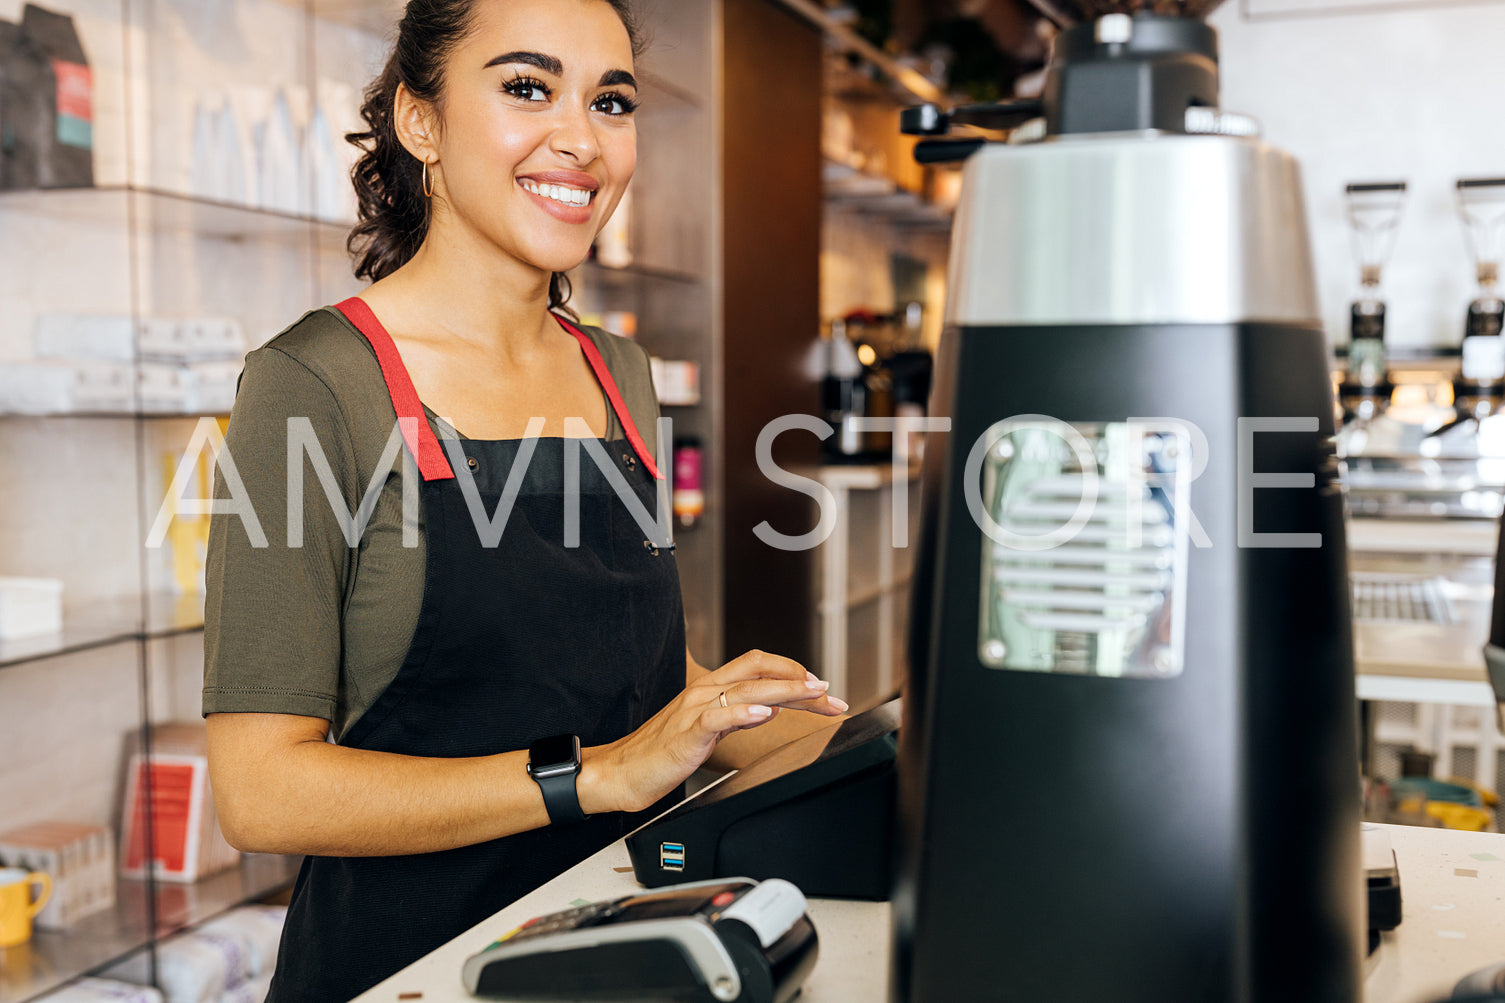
[242,304,397,431]
[231,305,404,474]
[570,320,660,453]
[574,321,652,386]
[254,305,382,396]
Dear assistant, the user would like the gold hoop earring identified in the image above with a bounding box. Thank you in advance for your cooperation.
[422,160,434,199]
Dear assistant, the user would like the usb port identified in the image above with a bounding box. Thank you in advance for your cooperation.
[660,842,685,871]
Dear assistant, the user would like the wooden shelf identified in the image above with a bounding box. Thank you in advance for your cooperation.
[822,160,953,229]
[0,855,300,1003]
[570,259,704,289]
[770,0,944,105]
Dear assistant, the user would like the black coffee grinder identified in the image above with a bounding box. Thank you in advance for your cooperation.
[1339,182,1407,423]
[1452,179,1505,424]
[895,3,1362,1001]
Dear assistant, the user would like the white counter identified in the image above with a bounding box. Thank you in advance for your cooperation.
[354,823,1505,1003]
[1349,519,1499,707]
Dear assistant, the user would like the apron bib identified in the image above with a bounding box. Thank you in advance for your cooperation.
[265,299,685,1003]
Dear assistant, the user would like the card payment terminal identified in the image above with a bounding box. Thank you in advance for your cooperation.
[461,878,818,1002]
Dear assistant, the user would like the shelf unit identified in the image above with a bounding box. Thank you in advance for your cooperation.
[2,855,300,1003]
[0,185,352,244]
[0,0,367,998]
[0,1,724,1000]
[0,593,202,672]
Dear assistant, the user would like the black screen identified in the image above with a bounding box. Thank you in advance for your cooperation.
[529,734,579,770]
[689,700,900,807]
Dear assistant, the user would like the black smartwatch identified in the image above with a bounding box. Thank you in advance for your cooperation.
[527,734,586,824]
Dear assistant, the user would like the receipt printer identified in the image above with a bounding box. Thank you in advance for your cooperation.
[626,699,899,899]
[461,878,817,1002]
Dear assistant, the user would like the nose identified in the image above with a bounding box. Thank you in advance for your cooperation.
[549,101,600,165]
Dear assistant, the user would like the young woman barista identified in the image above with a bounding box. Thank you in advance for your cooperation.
[200,2,847,1000]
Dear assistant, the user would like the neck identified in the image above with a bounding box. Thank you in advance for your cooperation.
[376,201,565,358]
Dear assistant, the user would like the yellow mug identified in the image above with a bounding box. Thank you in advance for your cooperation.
[0,867,52,948]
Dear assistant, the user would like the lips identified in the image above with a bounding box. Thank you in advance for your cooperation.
[518,169,599,206]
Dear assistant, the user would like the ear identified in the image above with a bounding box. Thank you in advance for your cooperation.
[393,82,440,166]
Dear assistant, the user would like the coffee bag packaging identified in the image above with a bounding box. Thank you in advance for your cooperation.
[0,17,45,190]
[21,3,93,189]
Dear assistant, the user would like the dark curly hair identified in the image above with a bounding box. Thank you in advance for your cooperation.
[345,0,644,317]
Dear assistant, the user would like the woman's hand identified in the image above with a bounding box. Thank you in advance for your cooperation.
[584,650,845,814]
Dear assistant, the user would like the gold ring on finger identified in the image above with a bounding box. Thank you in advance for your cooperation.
[718,690,729,708]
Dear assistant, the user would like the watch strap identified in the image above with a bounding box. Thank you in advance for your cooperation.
[533,769,587,824]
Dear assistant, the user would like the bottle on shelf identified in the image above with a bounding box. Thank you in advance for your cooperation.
[889,303,934,462]
[820,318,869,463]
[595,186,633,268]
[672,437,704,528]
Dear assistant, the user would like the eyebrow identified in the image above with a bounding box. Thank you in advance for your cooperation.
[599,69,638,90]
[484,50,638,90]
[484,50,563,75]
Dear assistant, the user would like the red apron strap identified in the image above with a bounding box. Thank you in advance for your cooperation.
[334,298,456,482]
[553,315,665,481]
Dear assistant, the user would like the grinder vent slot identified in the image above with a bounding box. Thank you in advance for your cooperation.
[977,420,1192,678]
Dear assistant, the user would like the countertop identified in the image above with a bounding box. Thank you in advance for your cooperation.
[354,823,1505,1003]
[1349,519,1498,704]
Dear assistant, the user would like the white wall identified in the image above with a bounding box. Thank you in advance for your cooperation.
[1209,0,1505,350]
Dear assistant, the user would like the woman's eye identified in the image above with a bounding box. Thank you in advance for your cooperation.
[593,93,638,116]
[504,79,549,102]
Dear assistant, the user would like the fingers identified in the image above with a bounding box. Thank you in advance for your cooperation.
[720,675,832,712]
[782,693,849,715]
[708,649,809,685]
[701,702,777,733]
[697,651,848,718]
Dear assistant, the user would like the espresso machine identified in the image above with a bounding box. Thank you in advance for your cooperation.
[895,3,1362,1001]
[1339,182,1407,423]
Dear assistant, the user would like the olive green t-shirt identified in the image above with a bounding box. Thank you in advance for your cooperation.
[201,306,661,740]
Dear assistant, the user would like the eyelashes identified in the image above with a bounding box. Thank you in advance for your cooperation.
[502,75,549,102]
[598,91,640,115]
[500,75,638,116]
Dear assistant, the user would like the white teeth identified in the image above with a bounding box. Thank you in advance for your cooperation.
[522,180,592,207]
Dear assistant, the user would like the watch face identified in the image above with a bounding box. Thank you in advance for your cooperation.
[528,735,580,776]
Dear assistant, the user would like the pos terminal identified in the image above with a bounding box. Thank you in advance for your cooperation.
[626,700,899,900]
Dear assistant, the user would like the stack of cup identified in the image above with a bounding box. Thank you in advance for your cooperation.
[0,866,52,947]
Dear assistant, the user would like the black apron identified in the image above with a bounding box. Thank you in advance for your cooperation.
[265,298,686,1003]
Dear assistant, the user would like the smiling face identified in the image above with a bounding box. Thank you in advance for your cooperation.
[416,0,638,276]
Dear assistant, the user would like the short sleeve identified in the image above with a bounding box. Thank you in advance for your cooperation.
[202,345,358,720]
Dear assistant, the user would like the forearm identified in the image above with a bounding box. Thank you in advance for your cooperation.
[211,725,618,857]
